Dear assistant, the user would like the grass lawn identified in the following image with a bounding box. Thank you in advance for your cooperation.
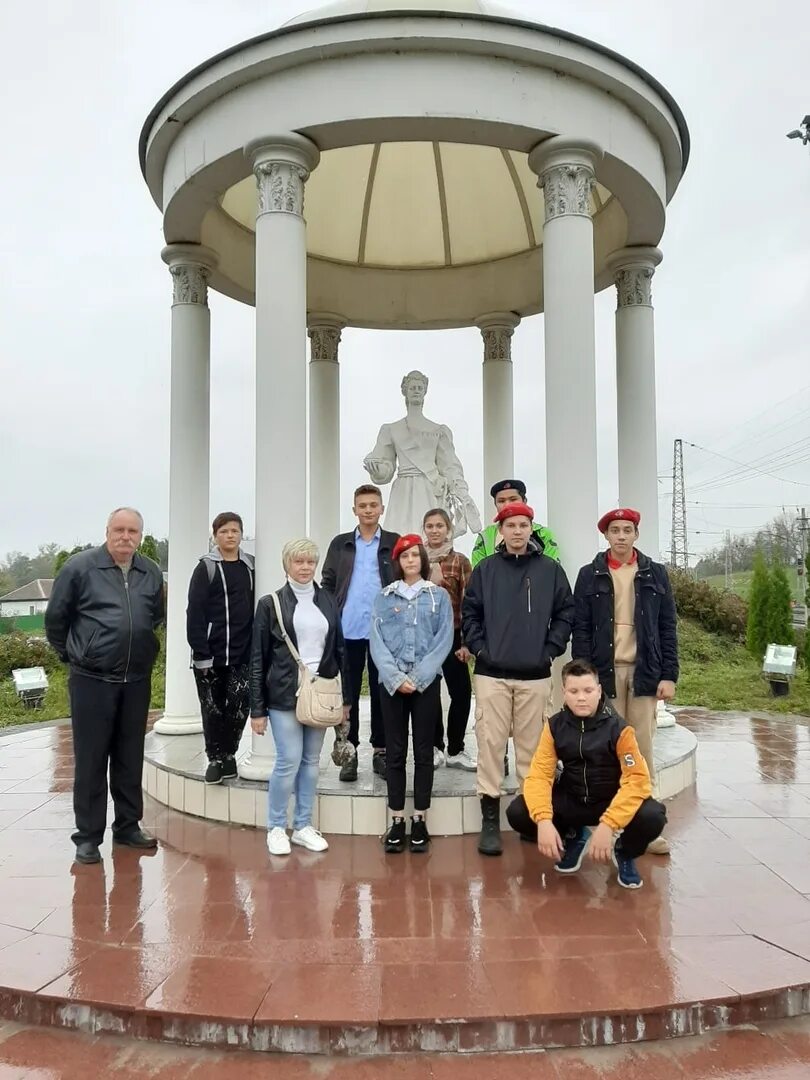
[676,617,810,714]
[1,620,807,730]
[703,567,803,602]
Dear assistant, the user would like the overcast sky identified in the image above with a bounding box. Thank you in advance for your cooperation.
[1,0,808,564]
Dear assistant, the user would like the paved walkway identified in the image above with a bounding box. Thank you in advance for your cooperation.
[1,708,810,1059]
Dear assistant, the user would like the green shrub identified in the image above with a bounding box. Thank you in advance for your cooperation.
[0,633,61,680]
[766,562,794,647]
[668,567,748,640]
[746,552,770,658]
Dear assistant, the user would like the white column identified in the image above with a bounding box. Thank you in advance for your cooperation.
[239,134,320,781]
[529,137,602,583]
[476,312,518,497]
[608,246,663,561]
[308,313,345,560]
[154,244,217,735]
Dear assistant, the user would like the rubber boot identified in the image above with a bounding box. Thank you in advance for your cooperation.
[478,795,502,856]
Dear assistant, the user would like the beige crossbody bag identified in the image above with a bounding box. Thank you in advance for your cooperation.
[270,591,343,729]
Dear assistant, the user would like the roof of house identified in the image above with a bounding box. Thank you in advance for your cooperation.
[0,579,54,603]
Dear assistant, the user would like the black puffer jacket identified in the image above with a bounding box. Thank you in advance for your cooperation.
[572,549,679,698]
[249,583,350,716]
[549,698,625,806]
[461,539,574,680]
[45,546,164,683]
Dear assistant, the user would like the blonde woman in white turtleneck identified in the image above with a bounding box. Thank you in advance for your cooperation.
[249,539,350,857]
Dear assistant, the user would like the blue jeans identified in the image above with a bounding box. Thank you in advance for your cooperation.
[267,709,326,830]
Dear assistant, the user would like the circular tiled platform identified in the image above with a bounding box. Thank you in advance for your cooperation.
[142,702,698,834]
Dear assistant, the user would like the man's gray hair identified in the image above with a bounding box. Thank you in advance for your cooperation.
[107,507,144,529]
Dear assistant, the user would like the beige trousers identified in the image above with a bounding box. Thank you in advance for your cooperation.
[474,675,551,798]
[609,663,657,781]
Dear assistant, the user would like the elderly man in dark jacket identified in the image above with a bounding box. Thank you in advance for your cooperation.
[462,502,574,856]
[45,508,164,865]
[572,507,678,855]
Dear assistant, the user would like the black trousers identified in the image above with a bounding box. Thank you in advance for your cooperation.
[434,628,472,756]
[506,787,666,860]
[69,673,152,846]
[193,663,250,762]
[345,638,385,750]
[381,678,441,812]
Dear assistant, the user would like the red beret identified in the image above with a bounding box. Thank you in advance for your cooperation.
[392,534,423,561]
[598,507,641,534]
[495,502,534,524]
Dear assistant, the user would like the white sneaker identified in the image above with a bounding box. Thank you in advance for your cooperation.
[291,825,329,852]
[446,750,477,772]
[433,747,445,769]
[646,835,671,855]
[266,827,291,856]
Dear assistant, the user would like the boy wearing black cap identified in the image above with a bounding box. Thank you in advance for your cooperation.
[462,503,574,856]
[471,480,559,568]
[572,508,678,855]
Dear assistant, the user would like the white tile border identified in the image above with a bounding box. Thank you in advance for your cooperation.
[145,737,698,833]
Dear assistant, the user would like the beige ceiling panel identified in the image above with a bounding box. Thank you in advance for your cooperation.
[440,143,530,264]
[363,141,446,268]
[512,151,545,245]
[306,144,374,262]
[220,176,256,233]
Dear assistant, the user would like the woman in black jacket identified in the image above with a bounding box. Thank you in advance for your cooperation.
[250,538,349,857]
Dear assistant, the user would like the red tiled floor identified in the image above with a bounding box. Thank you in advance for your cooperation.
[1,709,810,1053]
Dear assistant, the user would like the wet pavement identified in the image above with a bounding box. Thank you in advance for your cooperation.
[1,709,810,1058]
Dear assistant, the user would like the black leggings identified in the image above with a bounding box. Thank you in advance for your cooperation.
[434,628,472,756]
[381,678,442,812]
[506,788,666,860]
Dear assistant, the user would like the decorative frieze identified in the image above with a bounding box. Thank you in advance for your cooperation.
[308,325,342,362]
[254,160,308,217]
[169,262,209,306]
[540,163,595,221]
[615,265,654,308]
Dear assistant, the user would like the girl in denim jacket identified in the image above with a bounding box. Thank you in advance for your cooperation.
[370,534,454,853]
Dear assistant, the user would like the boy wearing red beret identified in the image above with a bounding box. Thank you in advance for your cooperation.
[572,509,678,855]
[462,503,574,856]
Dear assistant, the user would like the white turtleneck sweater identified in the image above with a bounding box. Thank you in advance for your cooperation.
[289,578,329,673]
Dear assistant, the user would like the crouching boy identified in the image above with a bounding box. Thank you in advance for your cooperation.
[506,659,666,889]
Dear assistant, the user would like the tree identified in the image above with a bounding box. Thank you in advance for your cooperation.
[766,562,794,647]
[139,534,160,564]
[805,551,810,608]
[54,545,92,576]
[746,551,770,659]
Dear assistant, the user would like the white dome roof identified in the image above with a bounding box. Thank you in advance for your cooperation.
[284,0,522,28]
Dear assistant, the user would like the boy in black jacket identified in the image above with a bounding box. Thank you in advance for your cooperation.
[462,502,574,857]
[572,507,678,855]
[187,512,254,785]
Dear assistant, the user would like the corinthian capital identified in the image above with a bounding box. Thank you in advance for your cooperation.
[254,160,308,217]
[475,312,520,361]
[608,247,663,309]
[615,266,654,308]
[245,135,321,221]
[540,163,595,221]
[309,325,341,361]
[161,244,218,307]
[169,263,210,306]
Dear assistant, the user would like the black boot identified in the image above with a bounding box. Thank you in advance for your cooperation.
[478,795,502,856]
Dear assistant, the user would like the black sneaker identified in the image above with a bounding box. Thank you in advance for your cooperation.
[372,751,387,780]
[554,827,591,874]
[409,817,430,853]
[339,756,358,782]
[205,760,224,785]
[383,818,406,854]
[613,846,644,889]
[221,756,238,779]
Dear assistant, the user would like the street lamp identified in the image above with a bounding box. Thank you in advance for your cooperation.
[786,115,810,145]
